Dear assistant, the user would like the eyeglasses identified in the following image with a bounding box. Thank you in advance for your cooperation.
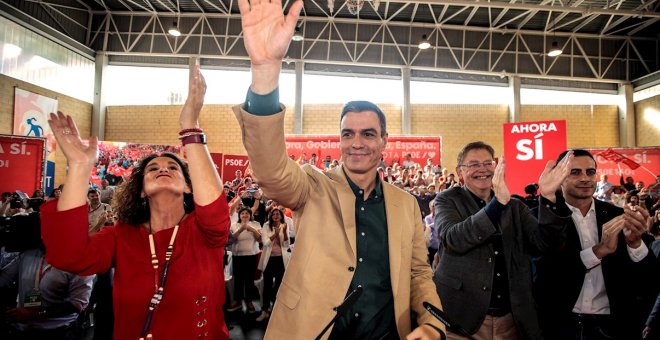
[459,160,496,170]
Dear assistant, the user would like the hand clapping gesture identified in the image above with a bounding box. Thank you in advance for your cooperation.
[537,150,574,203]
[491,157,510,205]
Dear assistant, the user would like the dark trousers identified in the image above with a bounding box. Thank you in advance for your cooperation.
[233,254,258,302]
[428,247,438,266]
[8,324,78,340]
[545,313,616,340]
[262,256,285,312]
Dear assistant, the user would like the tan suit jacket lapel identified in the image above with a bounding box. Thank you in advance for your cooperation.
[326,166,357,258]
[382,183,402,298]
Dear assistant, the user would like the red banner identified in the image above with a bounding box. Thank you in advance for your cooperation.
[210,153,224,180]
[284,135,441,168]
[221,154,251,184]
[0,135,47,195]
[503,120,567,195]
[587,147,659,187]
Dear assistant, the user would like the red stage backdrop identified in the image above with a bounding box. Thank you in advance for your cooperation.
[0,135,47,195]
[284,135,442,167]
[221,154,251,184]
[503,120,567,195]
[210,153,224,180]
[587,147,660,187]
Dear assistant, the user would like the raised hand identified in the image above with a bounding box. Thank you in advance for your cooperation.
[239,0,302,67]
[48,111,98,168]
[238,0,303,93]
[492,156,510,205]
[538,150,573,203]
[180,64,206,129]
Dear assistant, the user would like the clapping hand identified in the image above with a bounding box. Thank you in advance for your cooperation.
[622,204,650,249]
[492,156,510,205]
[537,150,573,203]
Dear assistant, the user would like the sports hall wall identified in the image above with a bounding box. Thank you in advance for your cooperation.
[1,73,659,186]
[0,74,93,184]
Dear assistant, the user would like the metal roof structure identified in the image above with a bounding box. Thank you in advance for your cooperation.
[1,0,659,91]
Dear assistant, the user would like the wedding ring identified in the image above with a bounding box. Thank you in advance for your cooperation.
[62,129,72,135]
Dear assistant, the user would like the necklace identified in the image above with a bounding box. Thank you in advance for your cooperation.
[139,214,185,340]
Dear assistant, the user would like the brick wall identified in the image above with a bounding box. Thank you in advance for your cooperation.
[0,74,92,187]
[634,94,660,147]
[412,104,509,172]
[521,105,619,149]
[103,103,626,176]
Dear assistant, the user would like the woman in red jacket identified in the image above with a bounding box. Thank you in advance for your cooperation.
[40,65,231,340]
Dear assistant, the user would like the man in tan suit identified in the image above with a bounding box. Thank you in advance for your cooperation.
[232,0,445,339]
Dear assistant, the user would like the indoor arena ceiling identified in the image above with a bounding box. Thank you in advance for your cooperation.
[1,0,660,91]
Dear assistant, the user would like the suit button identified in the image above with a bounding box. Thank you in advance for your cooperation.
[482,286,488,291]
[348,266,355,272]
[487,257,492,262]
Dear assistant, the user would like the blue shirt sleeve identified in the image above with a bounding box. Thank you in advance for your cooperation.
[485,199,506,229]
[243,87,281,116]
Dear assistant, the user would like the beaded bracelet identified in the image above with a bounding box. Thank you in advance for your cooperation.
[178,128,203,136]
[178,131,204,140]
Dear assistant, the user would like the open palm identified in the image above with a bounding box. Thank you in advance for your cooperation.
[239,0,303,67]
[48,111,98,168]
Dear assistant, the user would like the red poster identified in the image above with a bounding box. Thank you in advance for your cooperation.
[284,135,441,168]
[587,147,660,188]
[0,135,47,195]
[221,154,251,184]
[503,120,567,195]
[210,153,224,180]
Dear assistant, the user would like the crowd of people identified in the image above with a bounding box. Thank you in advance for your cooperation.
[1,1,659,339]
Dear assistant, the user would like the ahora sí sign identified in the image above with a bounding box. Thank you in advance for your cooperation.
[503,120,567,195]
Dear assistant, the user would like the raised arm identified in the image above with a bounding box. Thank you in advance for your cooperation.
[48,112,98,212]
[181,64,222,205]
[239,0,303,94]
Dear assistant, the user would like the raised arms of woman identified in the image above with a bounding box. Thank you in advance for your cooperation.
[180,64,222,205]
[48,113,98,212]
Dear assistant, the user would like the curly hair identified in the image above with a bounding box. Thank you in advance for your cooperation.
[112,153,194,226]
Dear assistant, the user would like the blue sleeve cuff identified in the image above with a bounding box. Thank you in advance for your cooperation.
[243,87,281,116]
[485,199,506,228]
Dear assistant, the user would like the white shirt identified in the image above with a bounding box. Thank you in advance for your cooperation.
[567,200,649,315]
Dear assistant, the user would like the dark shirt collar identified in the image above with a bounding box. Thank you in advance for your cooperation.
[466,188,495,207]
[343,169,383,199]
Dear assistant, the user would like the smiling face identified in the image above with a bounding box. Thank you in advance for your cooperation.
[457,148,496,194]
[561,155,597,203]
[142,157,189,198]
[340,111,388,177]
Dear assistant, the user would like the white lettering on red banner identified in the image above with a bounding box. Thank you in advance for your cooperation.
[503,120,567,195]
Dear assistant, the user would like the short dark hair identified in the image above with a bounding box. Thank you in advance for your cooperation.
[556,149,595,167]
[238,206,254,221]
[340,101,387,137]
[456,141,495,166]
[88,189,100,196]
